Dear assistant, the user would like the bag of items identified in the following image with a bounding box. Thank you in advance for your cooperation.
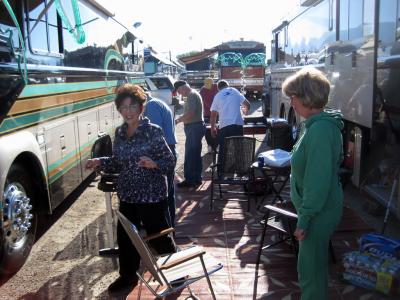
[342,251,400,295]
[360,233,400,260]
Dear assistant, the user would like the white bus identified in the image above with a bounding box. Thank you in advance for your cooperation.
[269,0,400,216]
[0,0,145,277]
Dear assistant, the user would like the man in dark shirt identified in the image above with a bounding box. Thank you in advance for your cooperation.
[144,94,178,227]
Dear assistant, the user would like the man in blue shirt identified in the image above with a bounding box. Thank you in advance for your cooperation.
[144,95,178,227]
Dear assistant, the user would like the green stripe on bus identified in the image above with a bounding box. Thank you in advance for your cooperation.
[48,140,96,183]
[19,78,145,98]
[0,95,114,133]
[47,139,95,172]
[48,157,81,184]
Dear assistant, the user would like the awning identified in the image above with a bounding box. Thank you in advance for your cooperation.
[147,52,175,66]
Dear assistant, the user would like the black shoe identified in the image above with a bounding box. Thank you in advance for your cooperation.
[108,276,138,295]
[176,181,196,188]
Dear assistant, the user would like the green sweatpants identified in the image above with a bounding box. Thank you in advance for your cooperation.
[297,214,340,300]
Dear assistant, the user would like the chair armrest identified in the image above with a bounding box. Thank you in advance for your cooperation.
[264,205,298,219]
[210,163,219,169]
[143,228,175,242]
[158,248,206,270]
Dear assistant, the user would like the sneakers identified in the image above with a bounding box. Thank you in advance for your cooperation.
[108,276,138,295]
[176,180,201,188]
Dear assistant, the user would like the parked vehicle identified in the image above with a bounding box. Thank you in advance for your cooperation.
[179,70,218,89]
[0,0,145,277]
[269,0,400,215]
[261,69,271,117]
[217,40,266,100]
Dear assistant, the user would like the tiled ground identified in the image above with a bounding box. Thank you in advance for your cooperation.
[126,174,397,300]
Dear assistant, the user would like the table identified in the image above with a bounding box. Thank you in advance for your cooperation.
[250,162,291,209]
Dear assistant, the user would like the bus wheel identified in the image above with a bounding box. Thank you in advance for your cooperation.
[288,109,299,141]
[0,164,37,277]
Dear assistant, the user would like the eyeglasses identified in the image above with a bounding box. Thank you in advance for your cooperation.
[289,95,296,102]
[119,104,139,111]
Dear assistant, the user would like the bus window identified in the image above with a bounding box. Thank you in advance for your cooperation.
[398,0,400,41]
[27,0,60,54]
[348,0,363,40]
[0,0,20,52]
[47,4,59,53]
[339,0,349,40]
[379,0,397,44]
[363,0,374,37]
[287,0,335,66]
[27,1,48,52]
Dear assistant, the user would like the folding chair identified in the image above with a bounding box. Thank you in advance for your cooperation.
[116,211,223,299]
[256,202,336,267]
[210,136,257,211]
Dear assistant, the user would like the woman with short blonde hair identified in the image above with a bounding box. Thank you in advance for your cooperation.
[283,67,343,300]
[282,67,330,109]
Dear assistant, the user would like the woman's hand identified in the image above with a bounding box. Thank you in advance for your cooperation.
[138,156,158,169]
[86,158,101,169]
[294,228,307,241]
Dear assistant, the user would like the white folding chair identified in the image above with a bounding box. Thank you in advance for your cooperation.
[116,211,223,299]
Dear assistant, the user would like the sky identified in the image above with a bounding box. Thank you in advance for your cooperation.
[97,0,300,60]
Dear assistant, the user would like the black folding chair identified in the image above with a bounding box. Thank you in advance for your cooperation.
[256,202,336,267]
[210,136,257,211]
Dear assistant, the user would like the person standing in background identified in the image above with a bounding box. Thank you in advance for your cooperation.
[283,67,343,300]
[174,80,205,188]
[200,77,219,153]
[144,93,178,227]
[210,80,250,164]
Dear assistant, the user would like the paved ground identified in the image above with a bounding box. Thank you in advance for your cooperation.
[0,100,398,299]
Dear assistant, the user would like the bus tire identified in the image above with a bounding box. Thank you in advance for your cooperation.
[0,164,37,278]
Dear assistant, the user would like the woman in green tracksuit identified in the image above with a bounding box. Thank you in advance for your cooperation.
[282,67,344,300]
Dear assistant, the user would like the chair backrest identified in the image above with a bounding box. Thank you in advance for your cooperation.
[221,136,256,176]
[91,133,112,158]
[116,211,165,285]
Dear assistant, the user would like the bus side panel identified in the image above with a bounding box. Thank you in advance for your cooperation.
[326,43,375,129]
[98,103,114,136]
[44,117,81,208]
[112,104,123,131]
[77,110,99,181]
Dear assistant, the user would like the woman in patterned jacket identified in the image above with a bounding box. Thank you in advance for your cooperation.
[86,84,176,295]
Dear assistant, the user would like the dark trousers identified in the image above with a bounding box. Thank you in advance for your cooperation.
[218,124,244,166]
[204,117,218,150]
[183,122,205,183]
[117,201,176,280]
[167,144,177,227]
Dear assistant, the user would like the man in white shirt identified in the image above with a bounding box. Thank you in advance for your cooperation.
[210,80,250,164]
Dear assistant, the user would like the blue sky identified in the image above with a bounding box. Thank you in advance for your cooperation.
[97,0,300,59]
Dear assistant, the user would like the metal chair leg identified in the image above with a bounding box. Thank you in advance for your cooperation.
[329,239,336,263]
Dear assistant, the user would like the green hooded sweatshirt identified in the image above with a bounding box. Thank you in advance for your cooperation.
[290,109,344,230]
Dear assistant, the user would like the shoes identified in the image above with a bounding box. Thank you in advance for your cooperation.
[176,181,196,188]
[108,276,138,295]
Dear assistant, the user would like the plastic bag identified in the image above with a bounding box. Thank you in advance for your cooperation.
[258,149,291,167]
[360,233,400,260]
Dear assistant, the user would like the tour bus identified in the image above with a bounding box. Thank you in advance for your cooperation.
[269,0,400,215]
[217,40,266,99]
[0,0,145,276]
